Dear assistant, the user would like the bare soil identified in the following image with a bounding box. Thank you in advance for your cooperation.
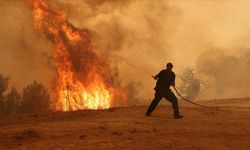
[1,99,250,150]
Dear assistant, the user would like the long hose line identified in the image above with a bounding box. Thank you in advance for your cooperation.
[173,86,215,109]
[150,74,250,110]
[173,86,250,110]
[123,60,250,110]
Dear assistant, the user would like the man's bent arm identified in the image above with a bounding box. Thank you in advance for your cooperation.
[171,73,176,86]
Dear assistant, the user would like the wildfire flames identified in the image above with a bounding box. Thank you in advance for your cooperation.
[27,0,117,111]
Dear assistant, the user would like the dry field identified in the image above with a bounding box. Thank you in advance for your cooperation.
[0,99,250,150]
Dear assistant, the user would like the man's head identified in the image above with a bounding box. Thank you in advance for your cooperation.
[166,62,173,70]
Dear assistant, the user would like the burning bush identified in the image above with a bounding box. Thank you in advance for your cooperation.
[19,81,51,113]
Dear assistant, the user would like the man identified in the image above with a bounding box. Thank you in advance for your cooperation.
[146,62,183,119]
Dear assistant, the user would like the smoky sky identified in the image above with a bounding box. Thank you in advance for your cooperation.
[0,0,54,91]
[1,0,250,102]
[197,49,250,99]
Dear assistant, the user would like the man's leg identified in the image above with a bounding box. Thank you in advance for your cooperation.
[146,92,162,116]
[164,90,182,118]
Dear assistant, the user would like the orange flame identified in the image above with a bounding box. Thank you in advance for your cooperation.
[27,0,116,111]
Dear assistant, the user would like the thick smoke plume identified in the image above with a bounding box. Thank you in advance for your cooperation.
[1,0,250,106]
[197,49,250,99]
[0,0,54,91]
[47,0,179,104]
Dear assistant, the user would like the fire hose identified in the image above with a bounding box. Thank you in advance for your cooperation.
[123,59,250,110]
[174,82,250,110]
[153,76,250,110]
[172,86,215,109]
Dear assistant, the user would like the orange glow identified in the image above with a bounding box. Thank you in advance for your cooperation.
[27,0,116,111]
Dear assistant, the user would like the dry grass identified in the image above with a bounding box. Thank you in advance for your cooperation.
[13,128,40,140]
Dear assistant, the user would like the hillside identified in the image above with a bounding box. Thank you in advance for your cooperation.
[1,99,250,150]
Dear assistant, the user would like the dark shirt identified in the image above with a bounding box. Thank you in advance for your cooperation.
[154,69,175,91]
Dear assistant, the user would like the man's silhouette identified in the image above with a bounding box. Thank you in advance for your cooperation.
[146,62,183,119]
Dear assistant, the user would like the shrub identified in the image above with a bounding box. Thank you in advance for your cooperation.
[0,74,10,113]
[5,87,21,114]
[179,67,201,100]
[20,81,50,113]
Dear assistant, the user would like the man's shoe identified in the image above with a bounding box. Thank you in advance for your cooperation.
[174,115,183,119]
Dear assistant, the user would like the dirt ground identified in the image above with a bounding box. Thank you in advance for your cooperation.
[1,99,250,150]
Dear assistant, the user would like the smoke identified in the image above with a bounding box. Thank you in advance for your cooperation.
[170,1,250,100]
[197,48,250,99]
[46,0,180,104]
[1,0,250,105]
[0,0,54,91]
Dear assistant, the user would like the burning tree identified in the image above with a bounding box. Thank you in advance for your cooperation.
[27,0,124,111]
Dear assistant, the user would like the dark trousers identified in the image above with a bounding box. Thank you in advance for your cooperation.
[146,89,180,116]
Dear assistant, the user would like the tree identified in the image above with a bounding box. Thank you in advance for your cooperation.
[5,87,21,114]
[0,74,9,113]
[20,81,51,113]
[124,81,140,106]
[179,67,201,100]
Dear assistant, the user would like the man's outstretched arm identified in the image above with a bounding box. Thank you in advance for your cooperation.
[152,73,160,80]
